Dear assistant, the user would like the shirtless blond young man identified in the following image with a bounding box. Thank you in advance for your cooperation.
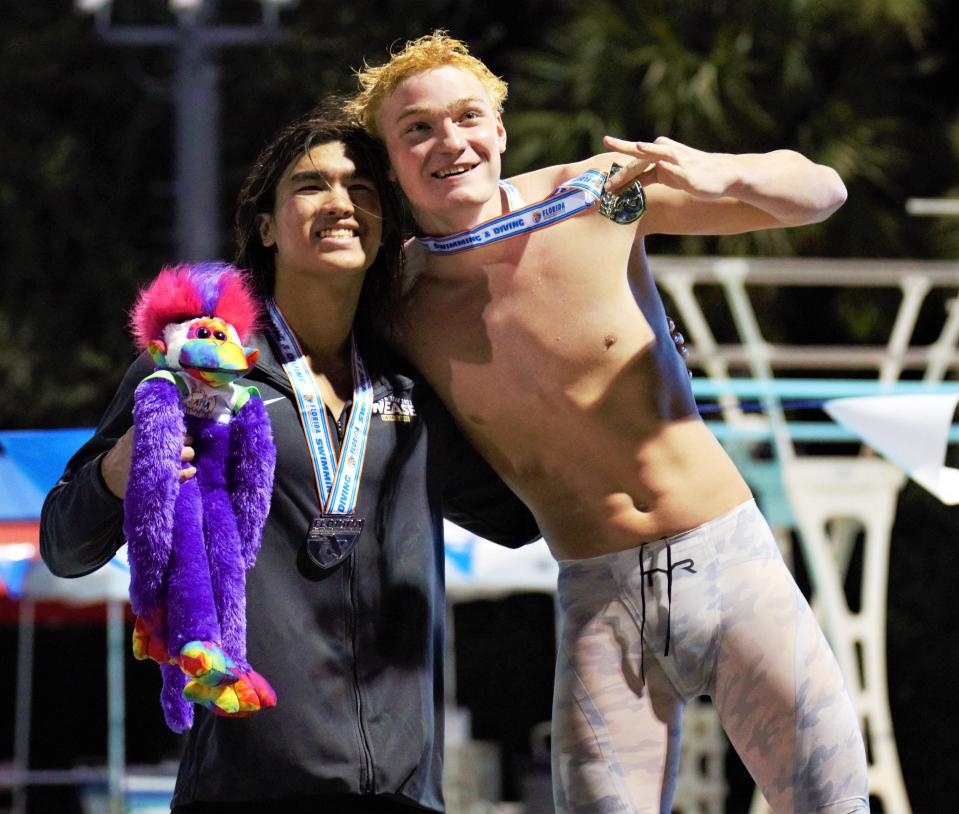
[348,33,870,814]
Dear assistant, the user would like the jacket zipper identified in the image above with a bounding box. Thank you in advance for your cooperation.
[346,553,376,793]
[257,356,377,790]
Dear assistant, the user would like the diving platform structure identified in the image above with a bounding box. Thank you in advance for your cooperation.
[653,256,959,814]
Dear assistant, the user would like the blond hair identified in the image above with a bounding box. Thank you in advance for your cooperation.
[347,31,508,138]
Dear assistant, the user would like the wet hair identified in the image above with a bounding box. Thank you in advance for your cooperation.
[234,101,405,371]
[346,30,508,138]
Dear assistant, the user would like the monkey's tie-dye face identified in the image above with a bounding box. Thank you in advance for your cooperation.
[149,317,260,388]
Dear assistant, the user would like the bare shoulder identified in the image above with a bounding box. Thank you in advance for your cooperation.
[399,237,428,297]
[557,151,631,182]
[392,240,429,348]
[505,151,633,201]
[503,165,561,202]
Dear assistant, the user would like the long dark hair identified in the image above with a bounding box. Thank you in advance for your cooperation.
[234,101,404,372]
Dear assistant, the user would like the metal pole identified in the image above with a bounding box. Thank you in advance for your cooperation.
[80,0,284,263]
[174,13,221,262]
[13,597,36,814]
[106,599,126,814]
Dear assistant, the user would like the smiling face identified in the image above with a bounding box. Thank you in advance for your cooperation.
[376,66,507,235]
[256,140,383,288]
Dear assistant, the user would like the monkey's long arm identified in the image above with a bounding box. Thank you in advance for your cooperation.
[227,388,276,570]
[124,373,186,640]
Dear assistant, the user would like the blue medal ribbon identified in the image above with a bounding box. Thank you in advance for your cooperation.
[415,169,606,255]
[267,300,373,517]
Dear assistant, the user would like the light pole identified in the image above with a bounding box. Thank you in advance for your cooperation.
[76,0,295,262]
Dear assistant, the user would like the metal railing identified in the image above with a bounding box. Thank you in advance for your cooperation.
[653,256,958,814]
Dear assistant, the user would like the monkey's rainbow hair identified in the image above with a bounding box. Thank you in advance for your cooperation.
[130,262,261,351]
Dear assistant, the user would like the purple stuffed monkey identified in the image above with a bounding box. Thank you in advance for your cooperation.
[124,262,277,732]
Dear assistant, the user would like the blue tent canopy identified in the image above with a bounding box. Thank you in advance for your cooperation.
[0,429,95,521]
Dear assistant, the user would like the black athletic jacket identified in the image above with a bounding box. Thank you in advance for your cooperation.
[40,333,540,811]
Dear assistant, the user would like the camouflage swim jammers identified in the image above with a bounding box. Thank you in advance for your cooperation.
[552,500,869,814]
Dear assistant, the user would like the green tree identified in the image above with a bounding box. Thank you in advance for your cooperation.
[0,1,557,429]
[504,0,951,259]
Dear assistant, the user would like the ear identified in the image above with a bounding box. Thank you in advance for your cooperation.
[496,113,507,155]
[387,164,397,182]
[147,340,167,366]
[256,213,276,248]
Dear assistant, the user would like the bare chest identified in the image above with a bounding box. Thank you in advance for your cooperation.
[400,214,650,422]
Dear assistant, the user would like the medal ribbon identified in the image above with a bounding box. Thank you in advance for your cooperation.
[416,169,606,255]
[267,300,373,515]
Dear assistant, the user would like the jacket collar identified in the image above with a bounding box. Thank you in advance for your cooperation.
[249,330,413,399]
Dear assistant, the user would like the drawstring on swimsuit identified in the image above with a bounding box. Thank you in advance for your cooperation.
[664,543,673,657]
[639,549,647,684]
[637,544,696,685]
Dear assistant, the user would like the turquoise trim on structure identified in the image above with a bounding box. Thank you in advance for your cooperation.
[692,378,959,399]
[707,421,959,442]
